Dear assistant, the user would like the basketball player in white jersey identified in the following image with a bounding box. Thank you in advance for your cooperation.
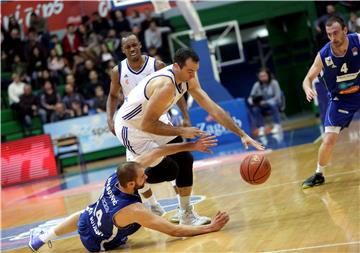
[114,48,264,225]
[106,33,189,218]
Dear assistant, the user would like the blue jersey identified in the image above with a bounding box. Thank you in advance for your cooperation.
[78,173,142,252]
[319,33,360,97]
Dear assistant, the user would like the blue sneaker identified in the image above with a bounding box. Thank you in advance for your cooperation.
[28,229,51,252]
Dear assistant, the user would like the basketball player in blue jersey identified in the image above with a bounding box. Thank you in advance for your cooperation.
[106,33,190,217]
[114,48,264,226]
[302,16,360,189]
[29,136,229,252]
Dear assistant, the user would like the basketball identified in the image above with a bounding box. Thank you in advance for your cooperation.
[240,154,271,185]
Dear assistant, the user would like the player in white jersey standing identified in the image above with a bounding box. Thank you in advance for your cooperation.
[114,48,264,226]
[106,33,189,218]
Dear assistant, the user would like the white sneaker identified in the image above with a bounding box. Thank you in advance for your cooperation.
[170,207,181,223]
[150,203,165,216]
[258,126,265,136]
[179,206,211,226]
[271,124,282,134]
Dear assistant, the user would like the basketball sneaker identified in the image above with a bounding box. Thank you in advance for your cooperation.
[150,203,165,216]
[179,206,211,226]
[28,228,52,252]
[169,207,181,223]
[302,172,325,189]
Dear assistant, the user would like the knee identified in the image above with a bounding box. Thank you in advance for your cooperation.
[322,133,338,147]
[163,166,179,181]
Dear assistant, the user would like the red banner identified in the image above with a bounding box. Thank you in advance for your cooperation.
[1,0,112,33]
[1,134,58,186]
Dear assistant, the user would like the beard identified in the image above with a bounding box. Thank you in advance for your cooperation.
[134,182,145,190]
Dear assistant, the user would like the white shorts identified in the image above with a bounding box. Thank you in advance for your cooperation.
[114,114,177,166]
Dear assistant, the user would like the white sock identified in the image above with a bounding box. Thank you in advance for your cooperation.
[170,180,176,187]
[39,227,57,242]
[178,195,190,210]
[316,163,326,174]
[147,194,159,206]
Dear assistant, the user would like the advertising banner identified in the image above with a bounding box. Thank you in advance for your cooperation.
[43,113,121,154]
[1,135,58,186]
[1,0,111,33]
[189,98,251,145]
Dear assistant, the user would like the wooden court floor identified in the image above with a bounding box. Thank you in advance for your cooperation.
[2,121,360,253]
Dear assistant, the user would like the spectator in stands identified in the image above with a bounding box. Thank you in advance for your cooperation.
[62,84,88,116]
[18,84,38,135]
[93,85,107,113]
[38,69,58,88]
[28,46,47,88]
[48,49,65,79]
[83,70,104,100]
[12,54,27,77]
[141,8,158,31]
[7,16,21,34]
[23,27,45,62]
[105,29,120,54]
[29,12,48,35]
[49,34,63,56]
[75,59,98,86]
[248,68,283,136]
[314,4,344,47]
[100,43,114,67]
[38,81,61,123]
[348,11,360,33]
[50,102,73,122]
[62,24,81,63]
[2,28,24,64]
[112,10,131,35]
[127,10,145,29]
[91,12,110,36]
[65,73,77,88]
[8,73,26,110]
[144,21,170,52]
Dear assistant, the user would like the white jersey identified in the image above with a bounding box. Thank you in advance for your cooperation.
[117,64,188,130]
[119,55,157,98]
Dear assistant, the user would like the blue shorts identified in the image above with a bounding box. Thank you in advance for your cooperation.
[78,211,127,252]
[324,93,360,130]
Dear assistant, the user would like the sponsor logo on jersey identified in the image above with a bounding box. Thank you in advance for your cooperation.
[352,47,358,56]
[325,56,336,68]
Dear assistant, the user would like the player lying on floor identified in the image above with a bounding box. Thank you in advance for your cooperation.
[29,135,229,252]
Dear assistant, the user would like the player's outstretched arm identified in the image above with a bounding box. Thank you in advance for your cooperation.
[187,78,264,151]
[302,53,323,102]
[116,203,229,237]
[135,135,217,168]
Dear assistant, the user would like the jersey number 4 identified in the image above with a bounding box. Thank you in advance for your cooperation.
[340,63,348,73]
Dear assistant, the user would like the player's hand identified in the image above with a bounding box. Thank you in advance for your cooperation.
[192,135,218,153]
[304,86,317,102]
[107,120,116,136]
[209,211,230,232]
[181,127,206,139]
[241,134,265,150]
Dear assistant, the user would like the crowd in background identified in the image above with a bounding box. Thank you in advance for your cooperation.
[2,8,173,133]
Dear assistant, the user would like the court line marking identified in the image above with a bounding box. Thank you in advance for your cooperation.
[207,169,360,200]
[262,241,360,253]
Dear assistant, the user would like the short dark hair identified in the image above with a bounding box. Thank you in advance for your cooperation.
[174,48,199,68]
[121,33,140,45]
[116,162,140,187]
[326,16,346,29]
